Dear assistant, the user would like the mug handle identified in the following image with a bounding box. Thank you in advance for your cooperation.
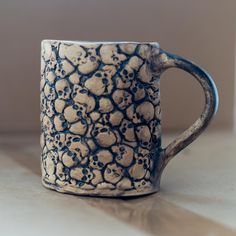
[152,50,219,173]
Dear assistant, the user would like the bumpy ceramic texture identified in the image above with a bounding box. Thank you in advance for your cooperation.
[41,41,163,196]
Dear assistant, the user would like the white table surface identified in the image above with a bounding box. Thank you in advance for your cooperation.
[0,131,235,236]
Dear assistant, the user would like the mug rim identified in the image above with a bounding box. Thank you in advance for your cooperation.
[42,39,160,47]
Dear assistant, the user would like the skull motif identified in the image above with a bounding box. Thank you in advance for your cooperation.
[72,85,96,112]
[41,41,163,196]
[98,113,110,125]
[89,150,113,170]
[126,105,142,124]
[130,80,146,101]
[55,79,71,100]
[46,55,57,71]
[120,119,136,142]
[54,114,67,132]
[116,65,135,89]
[55,60,74,78]
[103,163,124,184]
[59,44,86,65]
[60,149,78,168]
[70,167,94,183]
[78,47,100,75]
[134,179,152,190]
[63,103,87,123]
[44,133,66,151]
[136,125,152,149]
[129,155,149,180]
[112,89,132,109]
[65,134,90,161]
[100,45,126,66]
[147,87,160,105]
[85,65,116,96]
[51,133,66,150]
[112,144,134,167]
[44,83,56,101]
[92,123,117,147]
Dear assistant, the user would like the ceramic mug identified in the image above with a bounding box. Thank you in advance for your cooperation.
[40,40,218,197]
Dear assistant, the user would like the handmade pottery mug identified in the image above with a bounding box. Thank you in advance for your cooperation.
[40,40,218,197]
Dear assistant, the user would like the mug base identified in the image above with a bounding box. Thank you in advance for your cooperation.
[42,179,160,198]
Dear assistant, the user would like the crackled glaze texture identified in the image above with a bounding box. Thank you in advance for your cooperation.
[41,40,218,197]
[41,41,162,196]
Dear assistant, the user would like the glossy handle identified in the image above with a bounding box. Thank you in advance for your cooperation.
[153,50,219,171]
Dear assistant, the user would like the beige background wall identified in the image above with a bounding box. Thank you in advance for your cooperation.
[0,0,235,133]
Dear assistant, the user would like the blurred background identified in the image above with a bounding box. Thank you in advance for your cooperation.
[0,1,236,235]
[0,0,235,133]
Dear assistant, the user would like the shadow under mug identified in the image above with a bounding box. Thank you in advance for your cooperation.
[40,40,218,197]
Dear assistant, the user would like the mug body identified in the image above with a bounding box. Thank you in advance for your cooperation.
[40,40,162,197]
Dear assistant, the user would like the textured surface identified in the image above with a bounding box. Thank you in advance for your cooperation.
[40,40,218,197]
[41,40,162,196]
[0,132,236,236]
